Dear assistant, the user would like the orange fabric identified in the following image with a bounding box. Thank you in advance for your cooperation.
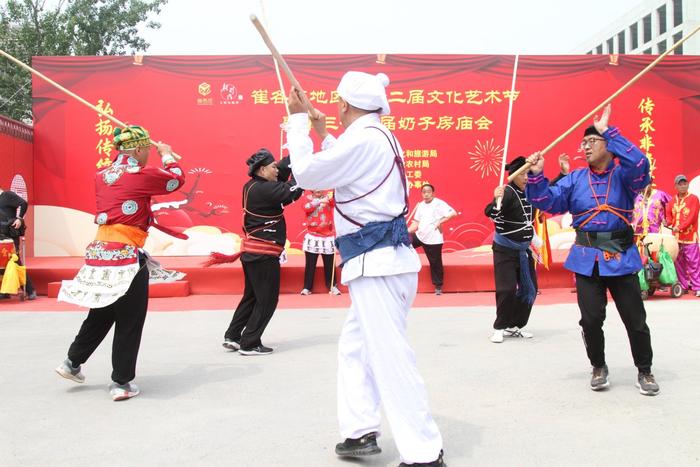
[573,167,632,229]
[533,210,552,270]
[95,224,148,248]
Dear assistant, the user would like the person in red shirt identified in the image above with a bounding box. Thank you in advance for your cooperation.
[666,174,700,296]
[55,125,186,401]
[301,190,340,295]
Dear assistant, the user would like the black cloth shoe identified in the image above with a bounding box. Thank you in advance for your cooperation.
[398,449,445,466]
[335,432,381,457]
[0,293,10,299]
[238,345,273,356]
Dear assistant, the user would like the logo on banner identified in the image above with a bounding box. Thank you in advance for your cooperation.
[197,82,213,105]
[220,83,243,105]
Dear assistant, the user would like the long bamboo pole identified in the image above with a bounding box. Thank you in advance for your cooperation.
[250,14,315,115]
[495,54,519,210]
[0,48,182,160]
[507,23,700,182]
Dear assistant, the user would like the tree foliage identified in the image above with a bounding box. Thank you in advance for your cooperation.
[0,0,167,123]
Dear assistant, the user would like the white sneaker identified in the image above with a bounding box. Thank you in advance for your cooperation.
[109,382,140,401]
[490,329,504,343]
[300,288,312,296]
[504,327,533,338]
[695,290,700,297]
[330,286,341,295]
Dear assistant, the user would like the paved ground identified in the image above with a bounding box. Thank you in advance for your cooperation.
[1,299,699,466]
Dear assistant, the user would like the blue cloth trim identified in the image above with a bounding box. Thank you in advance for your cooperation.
[493,233,537,305]
[335,216,410,265]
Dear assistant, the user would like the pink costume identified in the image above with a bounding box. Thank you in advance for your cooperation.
[632,188,671,237]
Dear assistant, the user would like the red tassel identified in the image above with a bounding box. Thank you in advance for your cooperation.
[202,251,241,267]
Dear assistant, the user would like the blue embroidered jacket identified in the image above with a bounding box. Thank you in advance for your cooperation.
[526,127,650,277]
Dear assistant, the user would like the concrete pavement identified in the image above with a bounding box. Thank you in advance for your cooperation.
[1,299,699,466]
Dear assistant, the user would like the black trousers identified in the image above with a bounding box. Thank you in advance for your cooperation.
[225,256,280,350]
[411,234,444,287]
[303,251,336,290]
[575,264,653,372]
[67,257,149,384]
[492,245,537,330]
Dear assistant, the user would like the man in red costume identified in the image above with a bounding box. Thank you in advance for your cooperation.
[56,125,186,401]
[666,174,700,297]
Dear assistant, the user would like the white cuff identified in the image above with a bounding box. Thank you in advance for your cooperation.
[161,153,175,165]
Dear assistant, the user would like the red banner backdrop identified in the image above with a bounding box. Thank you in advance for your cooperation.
[31,55,700,256]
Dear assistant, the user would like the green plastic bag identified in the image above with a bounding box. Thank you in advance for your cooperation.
[638,268,649,291]
[658,243,678,285]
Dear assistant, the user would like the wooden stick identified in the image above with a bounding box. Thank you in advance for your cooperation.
[250,14,315,114]
[258,1,290,117]
[0,48,181,160]
[507,22,700,182]
[495,54,519,210]
[329,250,338,295]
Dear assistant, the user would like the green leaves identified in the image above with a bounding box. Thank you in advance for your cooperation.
[0,0,168,122]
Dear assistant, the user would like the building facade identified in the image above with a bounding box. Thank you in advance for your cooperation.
[575,0,699,55]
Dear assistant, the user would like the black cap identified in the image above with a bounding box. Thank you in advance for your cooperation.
[583,125,602,138]
[247,148,275,176]
[506,156,527,175]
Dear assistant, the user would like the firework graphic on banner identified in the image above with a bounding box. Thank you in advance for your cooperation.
[468,139,503,179]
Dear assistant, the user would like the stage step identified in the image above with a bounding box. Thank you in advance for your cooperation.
[47,281,191,299]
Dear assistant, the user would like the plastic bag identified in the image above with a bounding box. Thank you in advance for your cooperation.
[658,243,678,285]
[638,268,649,291]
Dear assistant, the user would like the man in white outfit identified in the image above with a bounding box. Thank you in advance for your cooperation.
[286,72,445,467]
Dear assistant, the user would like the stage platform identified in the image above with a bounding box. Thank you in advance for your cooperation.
[25,250,573,297]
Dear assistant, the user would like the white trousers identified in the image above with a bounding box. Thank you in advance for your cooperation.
[338,273,443,464]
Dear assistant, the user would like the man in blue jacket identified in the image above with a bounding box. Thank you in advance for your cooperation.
[525,104,659,396]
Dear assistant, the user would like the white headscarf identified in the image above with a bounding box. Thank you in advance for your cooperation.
[337,71,391,116]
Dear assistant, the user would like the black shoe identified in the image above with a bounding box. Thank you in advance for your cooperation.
[398,449,445,466]
[0,293,10,299]
[221,339,241,351]
[238,345,273,356]
[335,432,381,457]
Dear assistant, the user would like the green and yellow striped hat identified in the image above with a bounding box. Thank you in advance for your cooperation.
[113,125,151,150]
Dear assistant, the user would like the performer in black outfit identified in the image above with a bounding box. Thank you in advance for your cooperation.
[218,149,302,355]
[0,187,36,299]
[484,156,538,343]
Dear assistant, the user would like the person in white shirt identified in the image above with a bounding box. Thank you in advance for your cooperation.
[408,184,456,295]
[285,71,445,467]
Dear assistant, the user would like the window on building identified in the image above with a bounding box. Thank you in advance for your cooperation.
[630,23,639,49]
[658,39,667,54]
[657,5,667,34]
[643,48,652,54]
[618,31,626,53]
[673,32,683,54]
[607,38,614,53]
[643,14,652,43]
[673,0,683,27]
[596,44,603,54]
